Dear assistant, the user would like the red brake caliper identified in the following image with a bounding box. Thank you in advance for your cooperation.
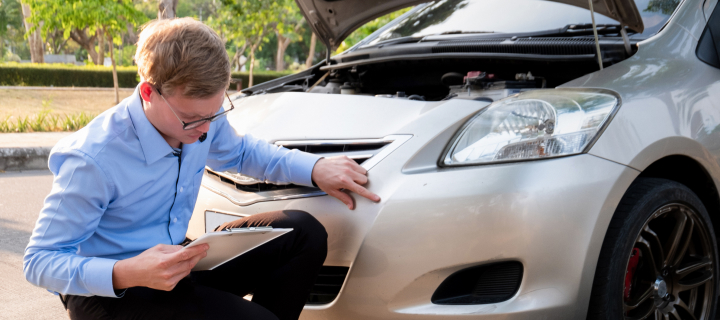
[624,248,641,301]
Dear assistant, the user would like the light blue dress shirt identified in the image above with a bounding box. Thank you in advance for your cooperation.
[23,87,321,298]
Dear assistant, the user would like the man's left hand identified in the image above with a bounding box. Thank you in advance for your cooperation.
[311,156,381,210]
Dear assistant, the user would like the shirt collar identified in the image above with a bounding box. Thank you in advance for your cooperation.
[127,85,175,165]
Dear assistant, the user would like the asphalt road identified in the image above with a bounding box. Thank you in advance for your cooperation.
[0,170,66,319]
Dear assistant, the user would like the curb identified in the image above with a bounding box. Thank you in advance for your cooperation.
[0,147,51,171]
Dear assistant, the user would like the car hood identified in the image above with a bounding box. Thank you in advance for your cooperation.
[225,92,437,141]
[295,0,645,50]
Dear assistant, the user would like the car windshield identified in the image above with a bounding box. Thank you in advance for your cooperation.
[364,0,680,45]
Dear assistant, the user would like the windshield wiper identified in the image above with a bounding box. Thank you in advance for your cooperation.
[365,31,495,48]
[439,30,495,35]
[519,23,638,38]
[364,35,426,48]
[421,24,635,42]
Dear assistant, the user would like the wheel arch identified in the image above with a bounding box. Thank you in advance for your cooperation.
[636,155,720,241]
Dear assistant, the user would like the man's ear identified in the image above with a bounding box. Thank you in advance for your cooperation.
[139,82,153,102]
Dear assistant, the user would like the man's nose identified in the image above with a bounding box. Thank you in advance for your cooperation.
[197,121,211,133]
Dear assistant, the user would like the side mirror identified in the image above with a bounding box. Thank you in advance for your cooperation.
[697,0,720,67]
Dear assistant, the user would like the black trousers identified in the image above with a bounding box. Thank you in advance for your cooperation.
[64,210,328,320]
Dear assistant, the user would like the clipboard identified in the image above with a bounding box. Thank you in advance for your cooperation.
[185,227,293,271]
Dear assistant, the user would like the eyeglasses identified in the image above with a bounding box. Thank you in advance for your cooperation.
[156,88,235,130]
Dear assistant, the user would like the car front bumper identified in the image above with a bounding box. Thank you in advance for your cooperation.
[189,152,638,319]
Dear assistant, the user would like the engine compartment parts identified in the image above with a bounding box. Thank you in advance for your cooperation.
[446,71,544,101]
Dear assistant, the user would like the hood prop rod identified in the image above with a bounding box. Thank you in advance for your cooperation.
[588,0,603,70]
[326,46,332,66]
[620,26,632,56]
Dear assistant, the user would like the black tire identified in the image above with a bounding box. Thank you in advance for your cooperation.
[587,178,719,320]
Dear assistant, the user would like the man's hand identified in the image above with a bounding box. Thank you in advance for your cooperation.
[112,243,209,291]
[311,156,381,210]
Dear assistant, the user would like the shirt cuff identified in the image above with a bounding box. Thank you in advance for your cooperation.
[84,257,121,298]
[290,150,322,187]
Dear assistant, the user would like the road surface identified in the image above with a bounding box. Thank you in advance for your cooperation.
[0,170,66,319]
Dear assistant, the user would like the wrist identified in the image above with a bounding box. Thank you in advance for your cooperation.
[111,259,134,290]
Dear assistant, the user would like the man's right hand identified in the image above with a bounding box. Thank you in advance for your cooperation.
[112,243,209,291]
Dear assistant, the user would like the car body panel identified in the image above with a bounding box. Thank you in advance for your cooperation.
[188,98,488,265]
[294,0,645,50]
[706,0,718,21]
[223,92,447,142]
[322,155,637,320]
[188,0,720,318]
[563,0,720,193]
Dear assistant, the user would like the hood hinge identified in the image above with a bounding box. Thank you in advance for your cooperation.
[588,0,603,70]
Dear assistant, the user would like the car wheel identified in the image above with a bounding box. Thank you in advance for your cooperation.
[587,178,719,320]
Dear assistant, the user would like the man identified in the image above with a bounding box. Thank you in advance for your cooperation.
[23,18,379,320]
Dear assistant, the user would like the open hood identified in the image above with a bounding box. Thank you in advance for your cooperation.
[295,0,645,50]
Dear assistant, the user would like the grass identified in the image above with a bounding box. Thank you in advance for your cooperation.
[0,88,131,132]
[0,88,134,118]
[0,109,96,132]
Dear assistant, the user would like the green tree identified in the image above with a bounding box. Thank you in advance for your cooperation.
[645,0,680,15]
[273,0,304,71]
[212,0,282,86]
[0,0,23,59]
[335,7,413,53]
[25,0,146,101]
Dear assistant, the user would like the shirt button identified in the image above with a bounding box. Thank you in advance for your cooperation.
[180,187,184,193]
[173,217,178,223]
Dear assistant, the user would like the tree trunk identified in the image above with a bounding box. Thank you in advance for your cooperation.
[232,45,241,71]
[275,22,304,71]
[108,33,119,104]
[158,0,178,19]
[249,45,256,87]
[20,3,44,63]
[305,32,317,68]
[232,43,247,71]
[69,28,100,64]
[126,23,138,44]
[275,33,295,72]
[96,29,105,66]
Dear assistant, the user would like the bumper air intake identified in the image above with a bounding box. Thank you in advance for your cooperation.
[431,261,523,304]
[306,266,349,305]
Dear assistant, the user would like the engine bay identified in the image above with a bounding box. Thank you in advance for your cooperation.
[242,35,636,102]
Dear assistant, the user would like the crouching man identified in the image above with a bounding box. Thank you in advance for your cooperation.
[24,18,379,320]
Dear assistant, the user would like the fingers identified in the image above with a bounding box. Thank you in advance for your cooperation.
[345,156,367,175]
[161,268,192,291]
[328,189,355,210]
[168,244,209,264]
[346,181,381,202]
[156,244,183,254]
[166,249,207,276]
[159,250,208,291]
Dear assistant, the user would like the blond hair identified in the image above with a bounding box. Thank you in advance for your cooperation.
[135,18,230,98]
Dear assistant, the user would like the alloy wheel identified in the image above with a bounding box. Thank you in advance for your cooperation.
[623,203,715,320]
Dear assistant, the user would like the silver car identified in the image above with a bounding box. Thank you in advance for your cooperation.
[187,0,720,318]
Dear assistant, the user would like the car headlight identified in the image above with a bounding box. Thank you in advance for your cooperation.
[442,89,619,166]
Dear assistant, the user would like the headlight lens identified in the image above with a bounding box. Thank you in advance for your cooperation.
[443,89,619,166]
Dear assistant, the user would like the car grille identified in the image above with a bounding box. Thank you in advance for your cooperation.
[205,169,304,192]
[202,135,411,206]
[205,136,399,192]
[306,266,349,305]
